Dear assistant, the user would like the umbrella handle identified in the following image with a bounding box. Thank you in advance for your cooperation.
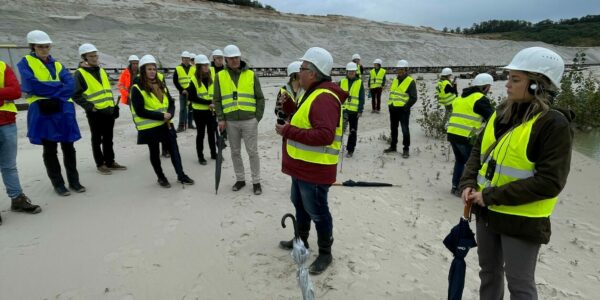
[281,213,299,238]
[463,201,473,221]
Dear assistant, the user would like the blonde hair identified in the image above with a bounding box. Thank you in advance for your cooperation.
[499,72,557,124]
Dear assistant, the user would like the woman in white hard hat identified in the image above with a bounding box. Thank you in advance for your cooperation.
[117,55,139,105]
[187,54,217,165]
[459,47,574,299]
[17,30,85,196]
[274,61,303,124]
[129,54,194,187]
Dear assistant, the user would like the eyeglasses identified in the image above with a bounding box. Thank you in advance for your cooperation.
[299,67,310,72]
[35,45,51,49]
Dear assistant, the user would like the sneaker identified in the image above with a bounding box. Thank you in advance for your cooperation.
[11,194,42,214]
[97,165,112,175]
[253,183,262,195]
[107,162,127,170]
[199,158,207,165]
[232,181,246,191]
[402,149,410,159]
[157,177,171,188]
[383,147,396,153]
[55,185,71,196]
[309,253,333,275]
[70,183,86,193]
[178,175,195,185]
[345,152,353,158]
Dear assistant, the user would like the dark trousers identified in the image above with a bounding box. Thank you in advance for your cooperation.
[389,107,411,150]
[178,94,194,127]
[371,87,382,111]
[450,142,473,188]
[42,140,80,188]
[343,111,359,153]
[87,112,115,167]
[193,110,217,159]
[147,134,185,180]
[291,177,333,241]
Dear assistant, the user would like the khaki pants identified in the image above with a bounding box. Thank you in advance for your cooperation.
[227,118,261,184]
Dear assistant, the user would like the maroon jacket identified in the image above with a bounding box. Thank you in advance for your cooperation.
[281,81,348,185]
[0,65,21,126]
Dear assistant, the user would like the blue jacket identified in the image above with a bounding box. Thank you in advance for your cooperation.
[17,53,81,144]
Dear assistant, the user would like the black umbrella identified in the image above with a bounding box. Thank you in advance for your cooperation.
[332,179,398,187]
[215,130,225,194]
[443,202,477,300]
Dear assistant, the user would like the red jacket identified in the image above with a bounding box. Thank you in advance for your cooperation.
[0,65,22,126]
[281,81,348,185]
[118,68,132,104]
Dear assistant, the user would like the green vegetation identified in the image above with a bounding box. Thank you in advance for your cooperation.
[204,0,276,10]
[444,15,600,46]
[416,80,447,139]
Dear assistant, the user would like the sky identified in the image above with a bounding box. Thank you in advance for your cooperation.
[259,0,600,30]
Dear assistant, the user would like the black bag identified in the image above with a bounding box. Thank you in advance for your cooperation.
[37,98,61,115]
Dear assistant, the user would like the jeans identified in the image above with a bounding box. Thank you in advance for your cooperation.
[450,142,473,189]
[371,87,382,111]
[389,107,411,150]
[290,177,333,238]
[0,124,23,199]
[193,110,217,159]
[227,119,260,184]
[343,111,359,153]
[42,140,80,188]
[87,111,115,167]
[178,94,194,127]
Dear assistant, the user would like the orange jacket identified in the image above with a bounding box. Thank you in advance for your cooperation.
[118,68,131,104]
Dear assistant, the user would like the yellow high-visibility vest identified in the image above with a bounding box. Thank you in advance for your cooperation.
[447,92,484,138]
[369,68,386,89]
[340,78,361,112]
[436,79,457,106]
[130,84,169,131]
[286,89,342,165]
[279,86,296,103]
[175,65,195,89]
[388,76,414,107]
[189,75,213,110]
[24,55,73,104]
[0,61,17,113]
[78,68,115,110]
[218,69,256,114]
[477,112,557,218]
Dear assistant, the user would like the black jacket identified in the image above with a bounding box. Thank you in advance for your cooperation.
[447,86,495,145]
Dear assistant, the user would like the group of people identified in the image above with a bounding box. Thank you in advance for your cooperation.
[0,29,575,298]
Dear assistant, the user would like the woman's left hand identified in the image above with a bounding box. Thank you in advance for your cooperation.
[468,191,486,207]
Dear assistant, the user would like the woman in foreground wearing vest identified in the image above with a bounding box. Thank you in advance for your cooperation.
[17,30,85,196]
[459,47,573,299]
[187,54,217,165]
[129,55,194,188]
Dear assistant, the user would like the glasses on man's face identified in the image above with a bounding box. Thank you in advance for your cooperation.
[35,45,51,49]
[299,67,310,72]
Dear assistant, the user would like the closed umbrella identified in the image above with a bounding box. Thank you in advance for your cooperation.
[281,213,315,300]
[332,179,398,187]
[215,130,225,194]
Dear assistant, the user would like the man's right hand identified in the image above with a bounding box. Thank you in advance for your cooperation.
[218,120,227,132]
[461,187,475,206]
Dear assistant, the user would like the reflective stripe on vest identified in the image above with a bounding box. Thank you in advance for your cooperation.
[0,61,17,113]
[190,75,213,110]
[130,84,168,131]
[340,78,361,112]
[218,69,256,114]
[286,89,342,165]
[388,76,413,107]
[24,55,73,104]
[176,65,195,89]
[447,92,484,138]
[78,68,115,110]
[369,68,386,89]
[477,112,557,218]
[436,80,457,106]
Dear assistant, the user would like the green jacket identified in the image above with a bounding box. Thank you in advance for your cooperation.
[214,61,265,122]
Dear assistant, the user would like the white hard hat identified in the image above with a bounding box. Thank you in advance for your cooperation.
[352,53,361,60]
[287,61,302,76]
[223,45,241,58]
[26,30,52,44]
[299,47,333,76]
[78,43,98,56]
[502,47,564,88]
[194,54,210,64]
[346,62,358,71]
[139,54,157,68]
[441,67,453,76]
[212,49,224,57]
[181,51,191,58]
[396,60,409,68]
[472,73,494,87]
[128,55,139,62]
[373,58,383,65]
[189,53,196,59]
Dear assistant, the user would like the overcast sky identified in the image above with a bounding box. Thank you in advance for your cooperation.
[259,0,600,30]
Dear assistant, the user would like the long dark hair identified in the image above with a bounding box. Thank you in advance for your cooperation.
[194,64,212,88]
[139,64,165,94]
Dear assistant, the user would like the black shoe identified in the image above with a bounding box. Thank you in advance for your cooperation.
[70,183,86,193]
[210,154,218,160]
[176,125,185,133]
[309,253,333,275]
[279,238,309,250]
[232,181,246,191]
[188,124,196,129]
[451,187,461,197]
[199,158,207,165]
[402,149,410,158]
[178,175,195,185]
[383,147,396,153]
[253,183,262,195]
[345,152,353,158]
[54,185,71,196]
[157,177,171,188]
[11,194,42,214]
[161,151,170,158]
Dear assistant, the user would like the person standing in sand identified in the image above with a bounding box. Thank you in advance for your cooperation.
[459,47,573,299]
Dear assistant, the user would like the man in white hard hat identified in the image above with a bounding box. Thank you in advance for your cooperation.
[214,44,265,195]
[446,73,494,197]
[117,55,139,105]
[339,62,364,158]
[351,53,364,79]
[73,43,127,175]
[210,49,225,80]
[384,59,417,158]
[436,67,458,124]
[173,51,196,132]
[368,58,386,113]
[275,47,347,275]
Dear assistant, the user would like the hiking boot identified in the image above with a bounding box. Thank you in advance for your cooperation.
[199,157,207,165]
[383,147,396,153]
[253,183,262,195]
[232,181,246,191]
[55,185,71,196]
[157,177,171,188]
[97,165,112,175]
[345,152,353,158]
[11,194,42,214]
[309,252,333,275]
[70,183,86,193]
[178,175,195,185]
[107,162,127,170]
[402,149,410,159]
[176,124,185,132]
